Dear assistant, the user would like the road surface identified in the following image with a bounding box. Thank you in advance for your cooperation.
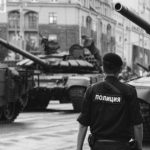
[0,101,149,150]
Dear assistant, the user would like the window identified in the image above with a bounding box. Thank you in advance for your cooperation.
[84,0,86,7]
[8,11,20,29]
[49,12,57,24]
[93,21,96,31]
[82,16,84,26]
[48,34,57,41]
[119,36,122,42]
[104,7,107,15]
[51,0,58,2]
[107,24,111,36]
[31,0,39,2]
[90,0,94,6]
[28,12,38,29]
[8,0,19,1]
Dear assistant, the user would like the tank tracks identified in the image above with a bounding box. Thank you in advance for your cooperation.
[0,101,22,124]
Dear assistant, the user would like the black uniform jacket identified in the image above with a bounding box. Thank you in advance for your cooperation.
[77,76,143,141]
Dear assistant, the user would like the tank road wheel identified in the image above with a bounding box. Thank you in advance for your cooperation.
[68,86,86,112]
[25,88,50,111]
[3,102,20,123]
[138,98,150,142]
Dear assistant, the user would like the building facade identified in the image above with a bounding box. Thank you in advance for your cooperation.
[0,0,116,60]
[113,0,150,75]
[95,0,116,56]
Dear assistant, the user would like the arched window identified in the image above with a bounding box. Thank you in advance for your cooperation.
[8,11,20,29]
[86,16,92,36]
[100,21,103,31]
[107,24,111,36]
[24,11,38,29]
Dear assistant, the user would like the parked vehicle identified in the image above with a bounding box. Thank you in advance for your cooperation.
[115,2,150,142]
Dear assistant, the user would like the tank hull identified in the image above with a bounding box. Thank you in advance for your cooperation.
[129,77,150,104]
[0,65,31,123]
[128,78,150,142]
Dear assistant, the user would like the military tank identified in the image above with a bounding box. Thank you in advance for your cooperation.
[17,41,103,112]
[115,2,150,142]
[0,36,103,112]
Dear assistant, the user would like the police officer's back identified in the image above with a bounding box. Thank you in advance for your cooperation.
[76,53,143,150]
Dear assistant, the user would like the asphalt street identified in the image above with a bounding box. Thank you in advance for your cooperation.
[0,101,149,150]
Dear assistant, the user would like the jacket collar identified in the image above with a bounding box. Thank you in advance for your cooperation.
[105,75,119,82]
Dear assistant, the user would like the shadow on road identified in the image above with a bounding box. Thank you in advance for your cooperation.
[47,108,77,114]
[0,122,28,131]
[23,108,78,114]
[23,102,79,114]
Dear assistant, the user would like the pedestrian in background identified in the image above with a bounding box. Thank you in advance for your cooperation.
[76,52,143,150]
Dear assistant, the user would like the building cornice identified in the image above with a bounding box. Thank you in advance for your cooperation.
[100,1,111,8]
[8,2,99,16]
[7,2,82,7]
[100,13,116,25]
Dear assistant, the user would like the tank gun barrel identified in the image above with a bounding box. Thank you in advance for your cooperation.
[0,38,49,68]
[115,3,150,34]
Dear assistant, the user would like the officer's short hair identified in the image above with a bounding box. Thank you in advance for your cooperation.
[103,53,123,74]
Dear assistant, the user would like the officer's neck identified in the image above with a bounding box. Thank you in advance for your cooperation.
[105,73,119,78]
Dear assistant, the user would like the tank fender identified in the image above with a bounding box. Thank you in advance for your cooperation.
[65,76,90,89]
[135,87,150,104]
[128,78,150,104]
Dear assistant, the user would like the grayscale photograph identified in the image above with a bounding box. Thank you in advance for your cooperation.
[0,0,150,150]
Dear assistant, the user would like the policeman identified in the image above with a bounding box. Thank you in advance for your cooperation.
[76,53,143,150]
